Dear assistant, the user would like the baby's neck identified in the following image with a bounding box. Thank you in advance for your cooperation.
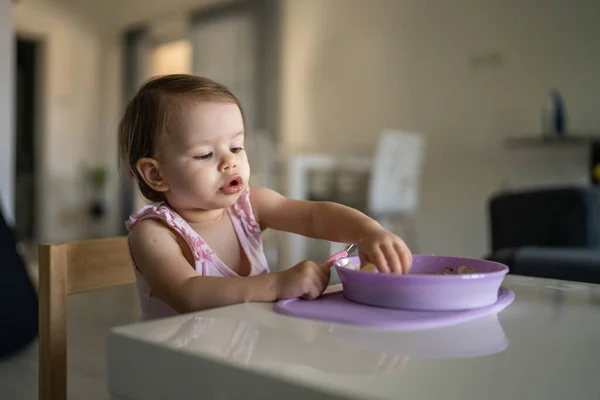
[172,206,226,224]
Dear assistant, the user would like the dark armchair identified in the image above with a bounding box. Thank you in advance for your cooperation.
[485,186,600,284]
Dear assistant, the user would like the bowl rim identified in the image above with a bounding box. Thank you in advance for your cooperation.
[333,254,509,282]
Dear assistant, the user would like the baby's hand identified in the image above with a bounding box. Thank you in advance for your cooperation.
[274,260,330,300]
[359,228,412,274]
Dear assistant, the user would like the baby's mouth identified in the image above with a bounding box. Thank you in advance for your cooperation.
[220,176,243,194]
[223,176,241,187]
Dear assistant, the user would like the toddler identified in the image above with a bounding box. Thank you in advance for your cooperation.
[119,74,412,320]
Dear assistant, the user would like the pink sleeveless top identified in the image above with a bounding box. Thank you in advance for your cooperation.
[125,188,270,320]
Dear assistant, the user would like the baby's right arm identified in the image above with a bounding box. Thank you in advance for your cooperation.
[129,219,280,312]
[129,219,329,313]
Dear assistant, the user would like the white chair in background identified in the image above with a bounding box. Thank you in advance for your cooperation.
[367,130,426,252]
[281,131,425,269]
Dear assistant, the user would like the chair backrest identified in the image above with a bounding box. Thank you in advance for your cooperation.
[38,236,135,400]
[368,130,426,215]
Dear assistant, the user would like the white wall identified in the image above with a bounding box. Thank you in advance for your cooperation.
[11,0,599,257]
[14,0,104,243]
[99,1,227,235]
[103,0,224,32]
[281,0,600,258]
[4,0,222,242]
[0,0,14,222]
[151,40,192,77]
[131,39,193,211]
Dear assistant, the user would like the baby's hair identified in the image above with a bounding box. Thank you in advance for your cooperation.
[118,74,243,202]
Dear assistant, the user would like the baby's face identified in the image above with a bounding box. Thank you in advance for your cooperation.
[158,101,250,211]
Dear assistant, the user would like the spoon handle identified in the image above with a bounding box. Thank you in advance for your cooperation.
[324,243,359,269]
[344,243,358,256]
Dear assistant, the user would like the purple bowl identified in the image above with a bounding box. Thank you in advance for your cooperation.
[333,255,509,311]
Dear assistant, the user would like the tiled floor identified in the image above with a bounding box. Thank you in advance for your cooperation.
[0,249,141,400]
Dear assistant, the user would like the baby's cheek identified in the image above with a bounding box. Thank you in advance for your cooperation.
[194,170,216,186]
[176,170,206,192]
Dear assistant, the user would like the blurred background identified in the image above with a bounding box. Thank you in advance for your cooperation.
[3,0,600,272]
[1,0,600,397]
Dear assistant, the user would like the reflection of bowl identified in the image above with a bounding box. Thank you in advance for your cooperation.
[330,312,509,359]
[334,255,509,311]
[171,316,410,377]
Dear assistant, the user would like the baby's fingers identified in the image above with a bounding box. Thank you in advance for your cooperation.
[382,242,402,274]
[370,248,390,274]
[394,240,412,274]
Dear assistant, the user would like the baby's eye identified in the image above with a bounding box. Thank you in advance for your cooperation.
[194,152,213,160]
[230,147,244,154]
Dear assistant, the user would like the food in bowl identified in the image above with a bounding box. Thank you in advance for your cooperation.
[343,261,476,275]
[343,261,377,273]
[437,265,477,275]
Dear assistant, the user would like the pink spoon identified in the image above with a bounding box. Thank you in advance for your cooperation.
[325,243,358,268]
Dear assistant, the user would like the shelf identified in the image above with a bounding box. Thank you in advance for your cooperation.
[504,134,600,149]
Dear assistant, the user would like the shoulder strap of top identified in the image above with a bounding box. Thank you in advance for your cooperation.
[125,205,216,262]
[230,188,262,235]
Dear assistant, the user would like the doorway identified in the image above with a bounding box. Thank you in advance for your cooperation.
[14,37,40,243]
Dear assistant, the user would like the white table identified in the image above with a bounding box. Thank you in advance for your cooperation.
[108,276,600,400]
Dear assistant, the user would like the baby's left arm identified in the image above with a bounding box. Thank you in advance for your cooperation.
[250,186,412,273]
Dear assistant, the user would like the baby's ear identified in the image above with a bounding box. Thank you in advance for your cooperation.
[136,158,169,193]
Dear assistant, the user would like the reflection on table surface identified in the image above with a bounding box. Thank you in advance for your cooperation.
[154,307,508,376]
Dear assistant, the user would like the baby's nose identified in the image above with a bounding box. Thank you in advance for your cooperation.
[219,154,237,171]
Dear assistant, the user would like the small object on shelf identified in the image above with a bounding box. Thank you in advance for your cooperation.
[593,165,600,184]
[590,139,600,185]
[541,89,567,136]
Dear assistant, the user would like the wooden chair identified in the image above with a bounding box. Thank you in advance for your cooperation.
[38,237,136,400]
